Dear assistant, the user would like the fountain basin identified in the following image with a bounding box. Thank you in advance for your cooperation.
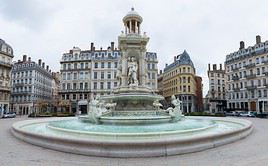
[11,117,252,157]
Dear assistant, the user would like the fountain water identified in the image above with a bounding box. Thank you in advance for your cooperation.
[11,8,253,157]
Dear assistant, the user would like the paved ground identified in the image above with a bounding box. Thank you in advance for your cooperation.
[0,116,268,166]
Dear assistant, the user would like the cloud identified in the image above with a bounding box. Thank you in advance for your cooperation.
[1,0,268,96]
[0,0,59,30]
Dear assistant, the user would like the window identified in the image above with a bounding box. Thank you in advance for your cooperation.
[79,72,84,79]
[257,68,260,75]
[107,82,111,89]
[147,64,150,70]
[183,85,186,92]
[152,64,155,70]
[114,82,118,87]
[94,62,98,68]
[101,62,104,68]
[101,72,104,79]
[80,63,84,69]
[114,62,118,68]
[108,62,111,68]
[67,73,71,80]
[85,63,88,69]
[107,72,111,79]
[152,73,155,79]
[73,94,76,100]
[85,83,88,89]
[80,83,83,90]
[94,72,97,79]
[100,82,104,89]
[94,82,97,89]
[74,63,77,69]
[188,86,190,92]
[188,77,191,83]
[73,83,77,90]
[73,73,77,80]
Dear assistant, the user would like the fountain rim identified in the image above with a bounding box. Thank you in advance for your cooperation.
[11,116,253,145]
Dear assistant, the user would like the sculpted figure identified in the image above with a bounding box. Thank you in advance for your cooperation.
[127,57,138,86]
[116,61,122,86]
[153,100,163,111]
[168,95,183,121]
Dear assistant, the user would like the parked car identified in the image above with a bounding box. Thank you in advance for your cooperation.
[225,111,240,116]
[239,111,256,117]
[2,112,16,118]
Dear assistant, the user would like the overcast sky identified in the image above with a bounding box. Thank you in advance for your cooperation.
[1,0,268,95]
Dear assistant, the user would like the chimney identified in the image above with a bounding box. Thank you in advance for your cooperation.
[90,42,94,51]
[165,63,168,67]
[46,65,49,71]
[28,57,31,62]
[49,69,51,73]
[111,42,115,50]
[239,41,245,50]
[160,70,162,74]
[93,47,95,51]
[208,64,211,71]
[220,64,222,70]
[38,59,42,66]
[42,62,45,68]
[100,47,102,50]
[174,56,176,62]
[256,35,261,44]
[213,64,217,70]
[23,55,27,62]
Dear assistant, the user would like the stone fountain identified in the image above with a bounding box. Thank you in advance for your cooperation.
[11,8,253,158]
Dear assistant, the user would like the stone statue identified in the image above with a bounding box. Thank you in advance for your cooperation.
[127,57,138,86]
[153,100,163,111]
[88,95,109,124]
[116,61,122,86]
[168,95,183,121]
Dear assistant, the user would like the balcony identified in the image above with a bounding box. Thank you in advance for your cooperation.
[60,89,91,93]
[12,91,32,95]
[245,74,256,79]
[13,83,25,87]
[244,63,256,69]
[246,85,257,90]
[263,72,268,76]
[232,67,241,72]
[264,84,268,88]
[0,85,11,92]
[232,76,240,81]
[0,61,12,68]
[263,60,268,64]
[233,88,240,92]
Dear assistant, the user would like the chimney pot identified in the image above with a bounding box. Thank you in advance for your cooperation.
[38,59,42,66]
[23,55,27,62]
[174,56,176,62]
[208,64,211,71]
[213,64,217,70]
[46,65,49,71]
[90,42,94,51]
[256,35,261,44]
[42,62,45,68]
[111,42,115,51]
[220,64,222,70]
[239,41,245,50]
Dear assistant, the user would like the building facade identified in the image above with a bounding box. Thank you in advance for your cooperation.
[195,76,204,112]
[225,35,268,113]
[51,72,60,112]
[0,39,13,116]
[162,50,197,113]
[10,55,53,115]
[207,64,226,113]
[60,44,158,114]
